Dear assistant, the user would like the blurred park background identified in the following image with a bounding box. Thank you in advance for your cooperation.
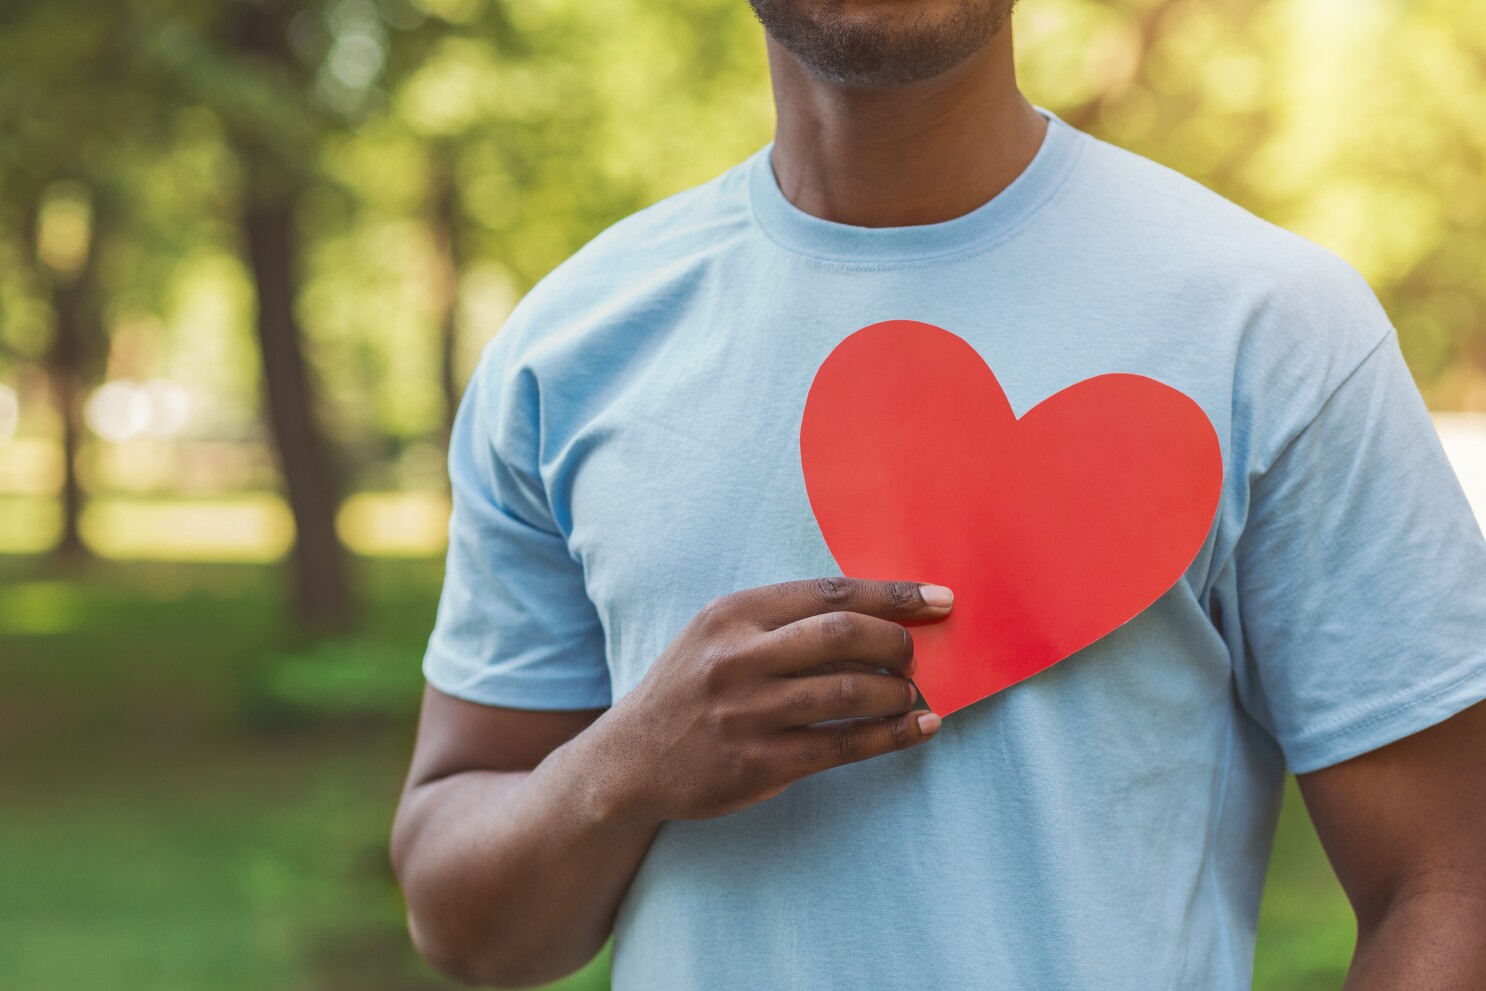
[2,0,1484,987]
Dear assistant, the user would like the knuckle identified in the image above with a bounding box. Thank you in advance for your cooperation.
[887,715,911,748]
[814,576,854,607]
[817,610,856,650]
[784,687,816,713]
[722,744,754,783]
[694,595,733,630]
[775,620,813,661]
[793,740,824,767]
[729,741,772,786]
[689,606,725,635]
[829,722,857,762]
[885,580,919,610]
[709,701,749,737]
[834,674,860,712]
[698,639,744,688]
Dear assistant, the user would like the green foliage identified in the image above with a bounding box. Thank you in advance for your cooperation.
[5,0,1480,450]
[1018,0,1486,405]
[0,556,1352,990]
[0,5,1474,985]
[256,634,428,720]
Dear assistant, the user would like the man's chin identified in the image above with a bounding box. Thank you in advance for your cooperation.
[748,0,1013,87]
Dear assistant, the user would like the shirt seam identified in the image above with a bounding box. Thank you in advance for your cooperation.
[424,664,613,711]
[745,130,1089,272]
[1199,330,1400,627]
[425,645,606,680]
[1254,325,1398,477]
[1285,655,1486,756]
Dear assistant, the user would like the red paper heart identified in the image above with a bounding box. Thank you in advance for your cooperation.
[800,320,1223,716]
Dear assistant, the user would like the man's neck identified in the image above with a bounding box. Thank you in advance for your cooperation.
[765,26,1046,229]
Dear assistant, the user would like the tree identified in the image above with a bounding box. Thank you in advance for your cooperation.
[226,1,353,631]
[0,3,148,562]
[138,0,366,630]
[30,185,107,561]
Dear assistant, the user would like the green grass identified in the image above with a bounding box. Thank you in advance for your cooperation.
[0,556,1352,989]
[1256,783,1356,990]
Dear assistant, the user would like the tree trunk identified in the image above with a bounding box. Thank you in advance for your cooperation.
[36,195,104,563]
[229,0,352,632]
[240,168,353,633]
[48,332,87,562]
[429,151,464,446]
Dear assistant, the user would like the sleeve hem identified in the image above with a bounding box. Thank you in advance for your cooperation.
[1283,660,1486,774]
[423,650,613,711]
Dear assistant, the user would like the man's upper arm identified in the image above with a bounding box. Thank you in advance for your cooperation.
[403,685,604,788]
[1298,699,1486,933]
[1227,329,1486,773]
[423,330,612,712]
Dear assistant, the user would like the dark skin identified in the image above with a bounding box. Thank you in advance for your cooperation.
[764,2,1046,228]
[393,5,1486,987]
[393,578,951,986]
[1300,702,1486,989]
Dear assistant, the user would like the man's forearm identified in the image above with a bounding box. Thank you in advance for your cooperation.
[392,716,661,988]
[393,579,949,985]
[1344,880,1486,990]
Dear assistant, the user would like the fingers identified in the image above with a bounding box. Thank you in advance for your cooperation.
[763,610,917,676]
[781,709,942,776]
[794,658,888,677]
[763,671,919,727]
[745,577,954,631]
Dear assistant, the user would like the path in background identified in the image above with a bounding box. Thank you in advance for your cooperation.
[4,414,1486,562]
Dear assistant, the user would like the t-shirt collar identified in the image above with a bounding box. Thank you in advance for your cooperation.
[747,106,1084,266]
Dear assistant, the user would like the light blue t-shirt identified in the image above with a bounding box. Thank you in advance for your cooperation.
[423,109,1486,989]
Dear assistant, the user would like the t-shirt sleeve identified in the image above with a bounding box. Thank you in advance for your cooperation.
[1231,329,1486,773]
[421,335,613,710]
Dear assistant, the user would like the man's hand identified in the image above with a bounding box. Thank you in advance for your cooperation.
[391,575,951,987]
[587,577,952,823]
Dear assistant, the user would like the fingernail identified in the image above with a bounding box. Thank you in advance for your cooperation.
[919,585,954,608]
[917,712,941,735]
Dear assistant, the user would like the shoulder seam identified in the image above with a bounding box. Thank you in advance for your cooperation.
[1086,137,1269,227]
[1258,324,1400,477]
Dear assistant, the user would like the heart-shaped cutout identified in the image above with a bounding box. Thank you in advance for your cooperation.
[800,320,1223,716]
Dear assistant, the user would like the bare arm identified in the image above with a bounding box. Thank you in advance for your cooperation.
[391,694,646,986]
[391,577,952,988]
[1298,699,1486,990]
